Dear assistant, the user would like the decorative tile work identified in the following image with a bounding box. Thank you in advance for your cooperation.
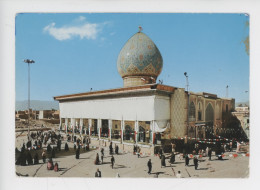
[170,89,187,137]
[117,32,163,78]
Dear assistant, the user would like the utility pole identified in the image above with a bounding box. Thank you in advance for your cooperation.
[23,59,35,139]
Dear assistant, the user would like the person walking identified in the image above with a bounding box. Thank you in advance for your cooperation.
[115,145,119,154]
[95,168,101,177]
[170,152,175,164]
[95,153,100,165]
[208,147,212,161]
[161,154,166,168]
[137,146,141,158]
[193,156,199,170]
[42,150,46,163]
[111,155,115,169]
[147,159,152,174]
[185,154,189,166]
[76,148,80,159]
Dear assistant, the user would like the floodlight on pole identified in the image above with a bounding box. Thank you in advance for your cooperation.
[23,59,35,138]
[184,72,190,140]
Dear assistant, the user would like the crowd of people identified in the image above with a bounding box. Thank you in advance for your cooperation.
[16,128,247,178]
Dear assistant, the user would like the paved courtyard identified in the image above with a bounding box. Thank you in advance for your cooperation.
[15,131,249,178]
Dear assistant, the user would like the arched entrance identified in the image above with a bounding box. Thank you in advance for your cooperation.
[205,103,214,138]
[138,126,145,142]
[205,103,214,125]
[124,125,134,141]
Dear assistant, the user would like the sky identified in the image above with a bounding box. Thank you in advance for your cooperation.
[15,13,249,103]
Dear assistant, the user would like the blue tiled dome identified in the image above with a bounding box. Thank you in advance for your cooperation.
[117,32,163,78]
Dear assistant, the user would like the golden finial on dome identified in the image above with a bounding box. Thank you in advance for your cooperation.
[138,26,143,33]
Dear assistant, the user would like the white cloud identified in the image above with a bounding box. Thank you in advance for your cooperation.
[43,21,100,41]
[78,16,86,21]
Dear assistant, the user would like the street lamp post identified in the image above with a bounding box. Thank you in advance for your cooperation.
[23,59,35,139]
[184,72,190,138]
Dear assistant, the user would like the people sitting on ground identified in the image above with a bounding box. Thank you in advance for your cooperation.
[176,171,182,178]
[54,162,59,172]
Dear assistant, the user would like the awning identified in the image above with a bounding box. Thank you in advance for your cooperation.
[152,120,170,133]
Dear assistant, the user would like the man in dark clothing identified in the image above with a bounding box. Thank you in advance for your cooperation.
[95,169,101,177]
[185,154,189,166]
[147,159,152,174]
[51,148,55,158]
[74,135,77,143]
[208,148,212,161]
[76,148,80,159]
[101,148,104,157]
[161,154,166,168]
[194,156,199,170]
[111,155,115,169]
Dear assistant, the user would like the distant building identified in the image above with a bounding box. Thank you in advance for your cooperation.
[232,106,250,139]
[54,29,234,154]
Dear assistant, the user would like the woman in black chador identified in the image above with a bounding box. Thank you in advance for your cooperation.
[170,152,175,164]
[26,151,33,165]
[76,148,80,159]
[94,153,100,165]
[34,152,39,164]
[115,145,119,154]
[47,144,52,153]
[65,142,69,151]
[51,148,55,158]
[161,154,166,168]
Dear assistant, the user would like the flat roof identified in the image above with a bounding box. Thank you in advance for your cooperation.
[53,83,176,101]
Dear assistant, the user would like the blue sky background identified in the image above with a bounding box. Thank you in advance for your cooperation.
[15,13,249,103]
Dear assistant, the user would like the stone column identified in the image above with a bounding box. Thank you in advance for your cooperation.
[80,118,83,135]
[150,120,155,145]
[59,118,62,131]
[65,118,68,134]
[121,119,124,143]
[109,119,112,140]
[88,119,92,136]
[71,118,76,134]
[98,119,101,139]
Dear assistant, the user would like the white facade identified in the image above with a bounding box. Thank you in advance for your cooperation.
[59,95,170,122]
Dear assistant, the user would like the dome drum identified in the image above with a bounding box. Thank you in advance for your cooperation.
[123,76,156,87]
